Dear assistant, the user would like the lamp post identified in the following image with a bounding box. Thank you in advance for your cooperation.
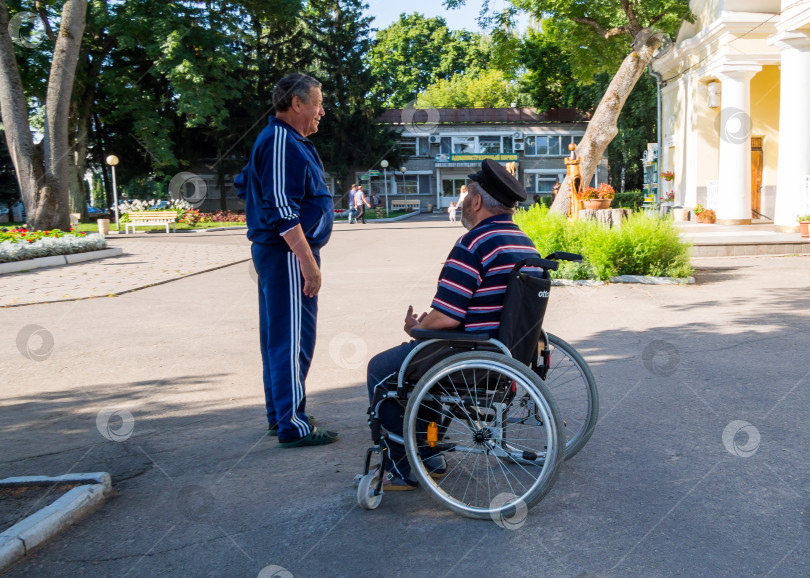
[106,155,120,230]
[380,160,389,215]
[400,166,407,194]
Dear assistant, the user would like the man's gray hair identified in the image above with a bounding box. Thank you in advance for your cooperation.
[468,182,516,215]
[273,73,321,112]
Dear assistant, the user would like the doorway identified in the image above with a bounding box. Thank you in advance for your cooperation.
[441,178,469,208]
[751,137,763,218]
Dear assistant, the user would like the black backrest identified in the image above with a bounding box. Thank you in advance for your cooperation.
[496,258,553,365]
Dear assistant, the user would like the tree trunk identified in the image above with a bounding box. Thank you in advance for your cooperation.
[0,0,88,230]
[550,29,662,215]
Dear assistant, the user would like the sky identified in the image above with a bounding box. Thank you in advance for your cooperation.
[363,0,531,34]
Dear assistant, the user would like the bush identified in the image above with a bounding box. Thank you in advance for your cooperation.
[613,190,645,211]
[513,204,693,280]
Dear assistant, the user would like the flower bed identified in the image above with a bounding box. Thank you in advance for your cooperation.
[0,228,106,263]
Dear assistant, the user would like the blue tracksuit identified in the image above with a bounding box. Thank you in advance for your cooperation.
[240,116,334,441]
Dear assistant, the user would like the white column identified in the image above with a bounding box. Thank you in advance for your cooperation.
[771,32,810,228]
[716,65,761,224]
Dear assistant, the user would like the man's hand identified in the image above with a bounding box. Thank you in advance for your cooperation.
[281,224,321,298]
[404,305,427,336]
[300,259,322,298]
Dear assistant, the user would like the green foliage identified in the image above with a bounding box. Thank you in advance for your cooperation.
[368,13,490,107]
[417,69,529,109]
[514,204,693,280]
[614,190,645,211]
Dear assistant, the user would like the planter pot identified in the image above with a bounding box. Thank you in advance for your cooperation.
[800,220,810,238]
[583,199,612,210]
[97,219,110,235]
[672,208,690,222]
[696,213,716,224]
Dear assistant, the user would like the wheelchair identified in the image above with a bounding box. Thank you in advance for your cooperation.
[356,252,599,520]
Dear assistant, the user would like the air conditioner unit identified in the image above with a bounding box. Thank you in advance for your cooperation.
[428,135,441,144]
[512,131,524,140]
[513,142,525,151]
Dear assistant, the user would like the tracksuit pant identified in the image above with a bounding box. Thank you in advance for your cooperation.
[252,243,318,442]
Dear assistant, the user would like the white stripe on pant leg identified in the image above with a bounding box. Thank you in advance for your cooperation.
[290,253,308,436]
[287,253,306,437]
[291,255,310,436]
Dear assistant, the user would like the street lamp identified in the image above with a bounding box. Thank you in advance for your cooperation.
[380,160,389,215]
[400,166,407,197]
[106,155,120,230]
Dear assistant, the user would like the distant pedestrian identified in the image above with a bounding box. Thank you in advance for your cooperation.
[355,186,370,224]
[448,201,457,222]
[347,185,357,224]
[371,191,381,209]
[533,194,541,205]
[457,185,468,208]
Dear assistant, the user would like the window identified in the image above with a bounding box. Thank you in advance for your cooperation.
[524,136,536,156]
[399,137,416,155]
[524,173,563,195]
[440,137,452,155]
[453,137,476,154]
[522,135,581,157]
[478,136,501,154]
[417,137,430,156]
[398,175,419,195]
[502,136,513,154]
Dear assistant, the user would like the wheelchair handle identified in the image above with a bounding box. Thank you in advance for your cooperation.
[512,257,559,272]
[545,251,583,262]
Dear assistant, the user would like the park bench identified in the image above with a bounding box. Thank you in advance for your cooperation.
[124,211,178,234]
[390,199,421,212]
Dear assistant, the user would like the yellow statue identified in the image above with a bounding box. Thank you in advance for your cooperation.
[565,143,584,220]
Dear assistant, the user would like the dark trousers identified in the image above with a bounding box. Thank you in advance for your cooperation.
[367,341,442,480]
[356,205,366,224]
[252,243,318,442]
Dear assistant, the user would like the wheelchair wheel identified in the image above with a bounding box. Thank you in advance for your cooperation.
[357,472,382,510]
[541,334,599,460]
[403,351,564,520]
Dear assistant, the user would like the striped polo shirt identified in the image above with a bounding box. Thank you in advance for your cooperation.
[431,214,541,332]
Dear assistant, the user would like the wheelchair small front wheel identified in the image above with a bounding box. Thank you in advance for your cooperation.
[356,472,383,510]
[403,351,564,520]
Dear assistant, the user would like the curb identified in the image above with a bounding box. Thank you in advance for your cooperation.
[552,275,694,286]
[0,473,112,572]
[0,248,123,275]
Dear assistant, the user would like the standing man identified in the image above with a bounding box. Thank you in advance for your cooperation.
[241,73,339,448]
[347,184,357,224]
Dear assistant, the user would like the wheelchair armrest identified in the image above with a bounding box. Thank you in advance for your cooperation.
[410,328,491,342]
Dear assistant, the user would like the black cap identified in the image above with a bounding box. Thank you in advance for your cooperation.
[468,159,527,206]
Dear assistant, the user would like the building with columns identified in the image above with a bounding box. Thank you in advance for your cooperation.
[652,0,810,229]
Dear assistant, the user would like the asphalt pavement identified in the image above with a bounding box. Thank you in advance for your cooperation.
[1,215,809,577]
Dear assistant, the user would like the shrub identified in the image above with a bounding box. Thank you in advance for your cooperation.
[513,205,693,280]
[613,190,645,211]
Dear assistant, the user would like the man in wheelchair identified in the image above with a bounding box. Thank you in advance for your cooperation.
[365,159,544,490]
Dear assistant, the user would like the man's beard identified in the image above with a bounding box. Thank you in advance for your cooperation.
[461,204,474,230]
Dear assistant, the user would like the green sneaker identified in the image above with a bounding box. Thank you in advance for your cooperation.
[278,426,339,448]
[268,415,315,436]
